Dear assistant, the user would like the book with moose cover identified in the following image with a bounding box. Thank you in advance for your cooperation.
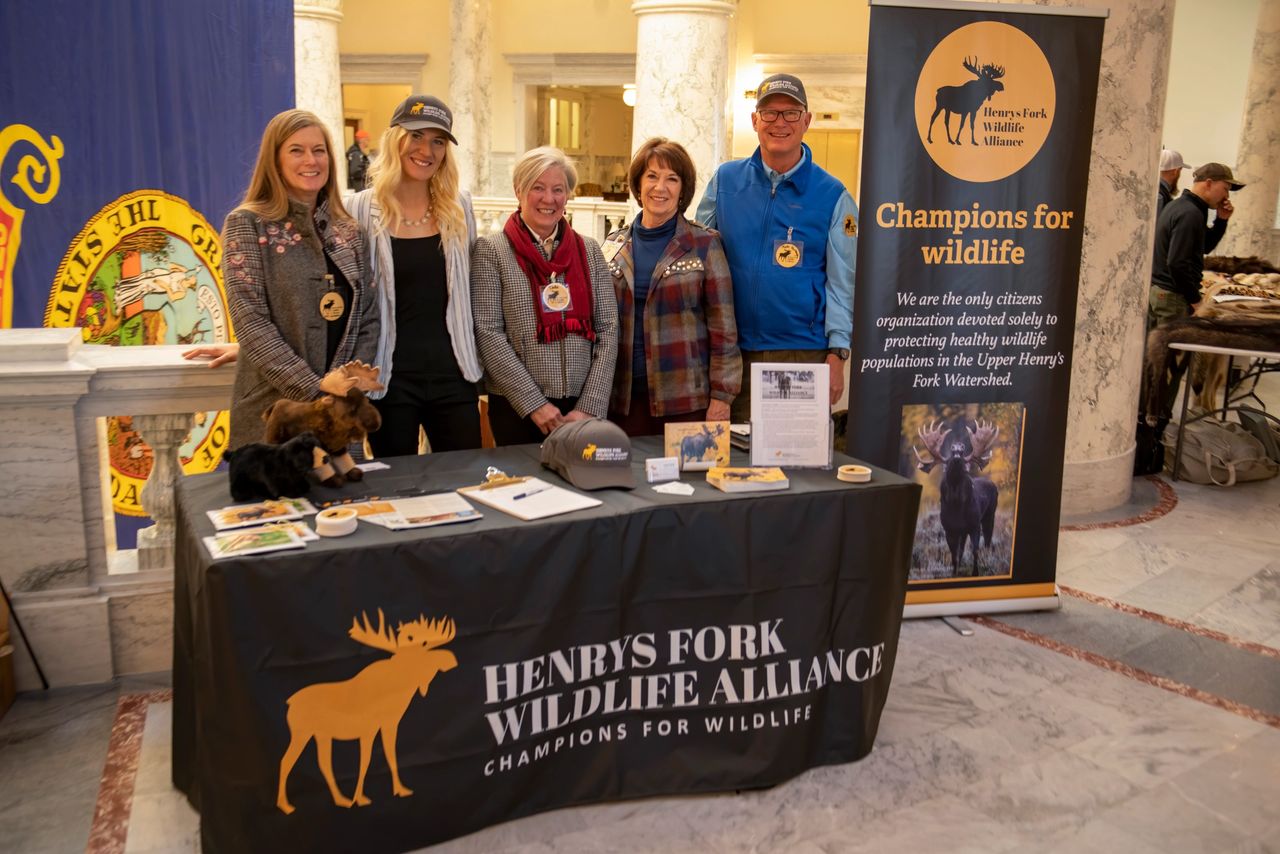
[664,421,730,471]
[706,466,790,493]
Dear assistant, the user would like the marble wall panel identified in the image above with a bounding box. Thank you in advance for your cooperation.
[108,591,173,677]
[0,405,90,592]
[8,593,113,690]
[450,0,494,195]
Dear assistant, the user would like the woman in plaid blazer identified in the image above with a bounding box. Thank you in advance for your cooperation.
[603,138,741,436]
[471,147,618,446]
[222,110,377,450]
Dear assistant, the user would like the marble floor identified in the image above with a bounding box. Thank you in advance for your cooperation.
[2,401,1278,852]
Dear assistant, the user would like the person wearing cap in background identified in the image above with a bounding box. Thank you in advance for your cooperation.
[1156,149,1188,216]
[602,137,741,437]
[328,95,486,457]
[1150,161,1243,328]
[347,129,371,191]
[471,147,619,446]
[1144,161,1245,423]
[696,73,858,422]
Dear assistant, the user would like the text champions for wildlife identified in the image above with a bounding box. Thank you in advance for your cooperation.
[478,619,888,776]
[875,200,1076,265]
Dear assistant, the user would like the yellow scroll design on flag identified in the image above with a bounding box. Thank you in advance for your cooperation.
[0,125,64,327]
[277,610,459,815]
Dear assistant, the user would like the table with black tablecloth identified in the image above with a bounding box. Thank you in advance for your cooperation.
[172,438,920,854]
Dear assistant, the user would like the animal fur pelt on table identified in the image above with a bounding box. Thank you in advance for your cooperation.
[1204,255,1280,275]
[1143,301,1280,420]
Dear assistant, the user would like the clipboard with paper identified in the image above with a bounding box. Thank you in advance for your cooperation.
[456,476,601,521]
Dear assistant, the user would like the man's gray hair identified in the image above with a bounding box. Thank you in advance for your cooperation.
[512,146,579,198]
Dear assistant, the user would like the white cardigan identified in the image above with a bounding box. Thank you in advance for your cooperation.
[344,188,484,396]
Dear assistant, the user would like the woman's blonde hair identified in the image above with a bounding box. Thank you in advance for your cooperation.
[512,146,578,199]
[367,125,466,254]
[237,109,350,222]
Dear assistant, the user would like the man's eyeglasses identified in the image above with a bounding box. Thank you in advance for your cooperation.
[757,109,804,123]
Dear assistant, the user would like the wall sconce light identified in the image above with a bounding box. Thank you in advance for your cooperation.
[623,84,637,107]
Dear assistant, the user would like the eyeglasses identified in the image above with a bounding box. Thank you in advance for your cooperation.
[757,109,804,123]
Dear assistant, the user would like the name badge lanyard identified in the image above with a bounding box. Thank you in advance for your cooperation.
[318,273,345,321]
[775,226,803,268]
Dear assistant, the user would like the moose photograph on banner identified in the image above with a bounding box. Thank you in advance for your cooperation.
[849,0,1106,613]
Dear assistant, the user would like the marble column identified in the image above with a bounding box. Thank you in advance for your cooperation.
[631,0,735,213]
[294,0,347,187]
[450,0,493,195]
[1025,0,1177,514]
[1216,0,1279,261]
[133,413,195,572]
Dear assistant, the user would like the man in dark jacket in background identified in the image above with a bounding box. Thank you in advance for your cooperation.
[1156,149,1187,217]
[1144,162,1245,428]
[1149,161,1243,328]
[346,129,371,191]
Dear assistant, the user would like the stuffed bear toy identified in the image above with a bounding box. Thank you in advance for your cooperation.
[225,432,329,501]
[262,361,384,486]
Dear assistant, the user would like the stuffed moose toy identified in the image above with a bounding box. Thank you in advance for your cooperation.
[262,361,385,487]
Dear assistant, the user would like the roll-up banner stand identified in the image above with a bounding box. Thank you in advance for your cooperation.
[850,0,1107,617]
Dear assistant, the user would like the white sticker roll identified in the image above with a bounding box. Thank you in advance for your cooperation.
[837,464,872,483]
[315,506,358,537]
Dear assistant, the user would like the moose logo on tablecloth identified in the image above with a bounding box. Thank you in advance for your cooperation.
[276,610,458,815]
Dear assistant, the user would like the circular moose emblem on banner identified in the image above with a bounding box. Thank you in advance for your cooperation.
[44,189,232,517]
[914,21,1055,183]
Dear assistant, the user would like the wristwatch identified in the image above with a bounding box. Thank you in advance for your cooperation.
[828,347,851,361]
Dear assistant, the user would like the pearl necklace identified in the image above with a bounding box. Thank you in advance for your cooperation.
[401,206,432,227]
[399,192,435,229]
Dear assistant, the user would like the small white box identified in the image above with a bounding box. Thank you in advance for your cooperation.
[645,456,680,483]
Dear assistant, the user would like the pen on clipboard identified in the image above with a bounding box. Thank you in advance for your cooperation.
[511,485,551,501]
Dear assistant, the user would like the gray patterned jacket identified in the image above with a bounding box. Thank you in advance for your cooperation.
[471,226,618,418]
[223,199,377,449]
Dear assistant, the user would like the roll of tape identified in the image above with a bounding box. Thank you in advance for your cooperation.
[837,464,872,483]
[315,506,358,537]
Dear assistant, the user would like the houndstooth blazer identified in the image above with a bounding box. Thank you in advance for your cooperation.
[471,223,618,418]
[223,199,376,449]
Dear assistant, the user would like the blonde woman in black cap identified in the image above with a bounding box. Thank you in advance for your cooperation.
[345,94,486,456]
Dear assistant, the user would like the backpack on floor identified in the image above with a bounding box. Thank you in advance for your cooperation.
[1164,418,1279,486]
[1236,408,1280,464]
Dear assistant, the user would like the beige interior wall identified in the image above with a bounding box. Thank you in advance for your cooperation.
[337,0,450,107]
[341,84,413,152]
[1162,0,1261,173]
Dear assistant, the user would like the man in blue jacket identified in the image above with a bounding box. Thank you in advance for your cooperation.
[697,73,858,422]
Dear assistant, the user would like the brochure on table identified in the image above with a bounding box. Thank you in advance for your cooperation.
[749,361,832,468]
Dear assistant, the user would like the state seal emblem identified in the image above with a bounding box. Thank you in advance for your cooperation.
[44,189,233,516]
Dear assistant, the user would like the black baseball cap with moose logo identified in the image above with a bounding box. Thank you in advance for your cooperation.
[390,95,459,145]
[755,74,808,109]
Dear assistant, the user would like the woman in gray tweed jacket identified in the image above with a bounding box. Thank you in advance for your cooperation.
[471,147,618,446]
[223,110,378,449]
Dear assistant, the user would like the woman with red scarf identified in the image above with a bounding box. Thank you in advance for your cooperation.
[471,147,618,445]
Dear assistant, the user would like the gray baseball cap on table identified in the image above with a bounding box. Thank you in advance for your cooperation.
[541,419,636,490]
[390,94,459,145]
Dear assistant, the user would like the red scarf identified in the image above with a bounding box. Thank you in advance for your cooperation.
[503,212,596,344]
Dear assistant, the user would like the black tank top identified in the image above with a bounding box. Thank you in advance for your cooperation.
[390,235,458,378]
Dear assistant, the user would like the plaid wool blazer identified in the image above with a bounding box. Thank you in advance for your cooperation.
[223,199,376,449]
[471,223,618,418]
[604,216,741,417]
